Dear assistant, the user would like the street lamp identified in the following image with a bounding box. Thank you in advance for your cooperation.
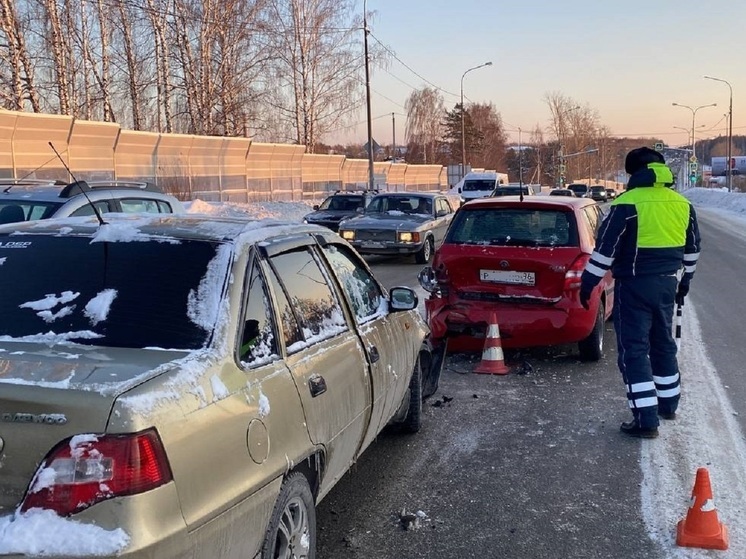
[704,75,734,191]
[460,61,492,178]
[671,102,716,178]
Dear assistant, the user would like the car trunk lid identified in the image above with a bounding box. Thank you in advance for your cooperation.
[440,244,583,303]
[0,343,187,513]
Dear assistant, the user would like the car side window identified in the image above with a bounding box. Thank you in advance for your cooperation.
[157,200,173,213]
[322,244,384,323]
[69,200,114,217]
[583,206,601,236]
[436,198,452,216]
[269,248,348,352]
[239,262,279,366]
[119,198,160,213]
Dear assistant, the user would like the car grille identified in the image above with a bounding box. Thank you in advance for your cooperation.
[355,229,396,242]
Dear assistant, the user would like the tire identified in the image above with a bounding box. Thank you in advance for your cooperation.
[415,237,434,264]
[578,300,604,362]
[261,473,316,559]
[400,357,423,433]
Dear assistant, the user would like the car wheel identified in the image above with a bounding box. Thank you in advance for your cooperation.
[415,237,434,264]
[261,473,316,559]
[578,300,604,362]
[400,356,423,433]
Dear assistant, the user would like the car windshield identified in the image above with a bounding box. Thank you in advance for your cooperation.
[0,200,63,223]
[0,234,224,349]
[567,185,588,194]
[445,208,579,247]
[591,187,604,193]
[318,195,364,211]
[366,196,432,215]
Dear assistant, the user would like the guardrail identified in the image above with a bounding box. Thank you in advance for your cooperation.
[0,110,448,202]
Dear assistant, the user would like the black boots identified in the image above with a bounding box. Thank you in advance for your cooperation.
[620,420,659,439]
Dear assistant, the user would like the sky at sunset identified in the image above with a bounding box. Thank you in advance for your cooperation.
[341,0,744,148]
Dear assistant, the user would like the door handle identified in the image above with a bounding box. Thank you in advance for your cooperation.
[309,374,327,397]
[368,345,380,363]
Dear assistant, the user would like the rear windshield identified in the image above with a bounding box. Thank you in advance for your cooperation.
[0,234,224,349]
[319,195,364,211]
[493,187,530,197]
[567,184,588,194]
[462,179,496,192]
[446,208,579,247]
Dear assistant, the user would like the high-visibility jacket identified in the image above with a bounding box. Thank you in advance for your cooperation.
[581,162,701,290]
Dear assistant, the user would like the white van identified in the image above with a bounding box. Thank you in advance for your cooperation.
[450,171,509,201]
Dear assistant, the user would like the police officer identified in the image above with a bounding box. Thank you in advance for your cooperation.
[579,147,701,438]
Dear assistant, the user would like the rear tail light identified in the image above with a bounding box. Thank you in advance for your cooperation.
[564,254,590,291]
[434,263,451,295]
[21,428,172,517]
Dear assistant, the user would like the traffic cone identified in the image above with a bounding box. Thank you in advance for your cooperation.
[676,467,729,550]
[474,312,510,375]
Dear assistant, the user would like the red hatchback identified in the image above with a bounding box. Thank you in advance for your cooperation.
[419,196,614,361]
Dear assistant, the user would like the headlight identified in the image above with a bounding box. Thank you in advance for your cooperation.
[340,230,355,241]
[303,218,308,223]
[397,231,420,243]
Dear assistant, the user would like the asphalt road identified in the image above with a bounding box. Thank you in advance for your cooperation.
[316,255,664,558]
[316,213,746,558]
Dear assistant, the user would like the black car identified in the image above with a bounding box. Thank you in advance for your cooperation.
[303,191,375,232]
[549,188,576,197]
[589,185,608,202]
[491,185,535,197]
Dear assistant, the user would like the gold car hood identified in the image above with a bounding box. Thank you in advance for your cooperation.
[0,343,188,514]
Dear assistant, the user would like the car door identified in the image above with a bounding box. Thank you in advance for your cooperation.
[318,241,418,454]
[433,196,455,246]
[260,239,372,495]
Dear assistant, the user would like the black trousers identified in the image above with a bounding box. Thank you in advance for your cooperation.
[613,275,681,429]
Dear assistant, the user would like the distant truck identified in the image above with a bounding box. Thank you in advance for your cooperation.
[449,171,509,201]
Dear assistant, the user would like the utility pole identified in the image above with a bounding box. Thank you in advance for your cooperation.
[363,0,375,192]
[391,113,396,161]
[705,76,734,191]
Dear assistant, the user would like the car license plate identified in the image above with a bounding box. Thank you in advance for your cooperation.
[480,269,535,286]
[361,241,384,249]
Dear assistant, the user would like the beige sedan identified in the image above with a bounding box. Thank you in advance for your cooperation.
[0,214,444,558]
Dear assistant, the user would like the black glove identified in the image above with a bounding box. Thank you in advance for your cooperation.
[675,282,689,306]
[579,285,592,310]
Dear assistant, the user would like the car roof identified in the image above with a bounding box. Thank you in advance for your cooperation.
[372,191,439,198]
[463,196,594,210]
[0,180,167,203]
[0,213,329,244]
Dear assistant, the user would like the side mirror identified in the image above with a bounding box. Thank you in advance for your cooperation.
[457,187,462,193]
[313,204,319,210]
[436,209,448,217]
[389,286,418,312]
[355,207,363,213]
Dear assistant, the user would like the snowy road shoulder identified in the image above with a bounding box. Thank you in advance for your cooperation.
[642,303,746,557]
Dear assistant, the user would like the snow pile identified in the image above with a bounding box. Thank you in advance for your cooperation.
[186,199,314,222]
[683,187,746,217]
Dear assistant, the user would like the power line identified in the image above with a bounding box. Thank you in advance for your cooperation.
[368,32,460,99]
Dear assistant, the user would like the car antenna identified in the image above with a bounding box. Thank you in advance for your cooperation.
[2,153,64,193]
[48,142,107,226]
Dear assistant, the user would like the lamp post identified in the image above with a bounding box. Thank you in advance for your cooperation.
[555,105,580,187]
[460,61,492,179]
[671,102,716,166]
[363,0,375,192]
[704,75,734,191]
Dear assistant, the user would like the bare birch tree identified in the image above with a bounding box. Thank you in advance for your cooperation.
[264,0,364,150]
[404,86,444,164]
[0,0,40,111]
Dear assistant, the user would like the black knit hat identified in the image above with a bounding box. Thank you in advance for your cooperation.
[625,147,665,175]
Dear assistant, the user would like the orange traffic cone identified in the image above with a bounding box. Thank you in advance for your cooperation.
[676,467,729,550]
[474,312,510,375]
